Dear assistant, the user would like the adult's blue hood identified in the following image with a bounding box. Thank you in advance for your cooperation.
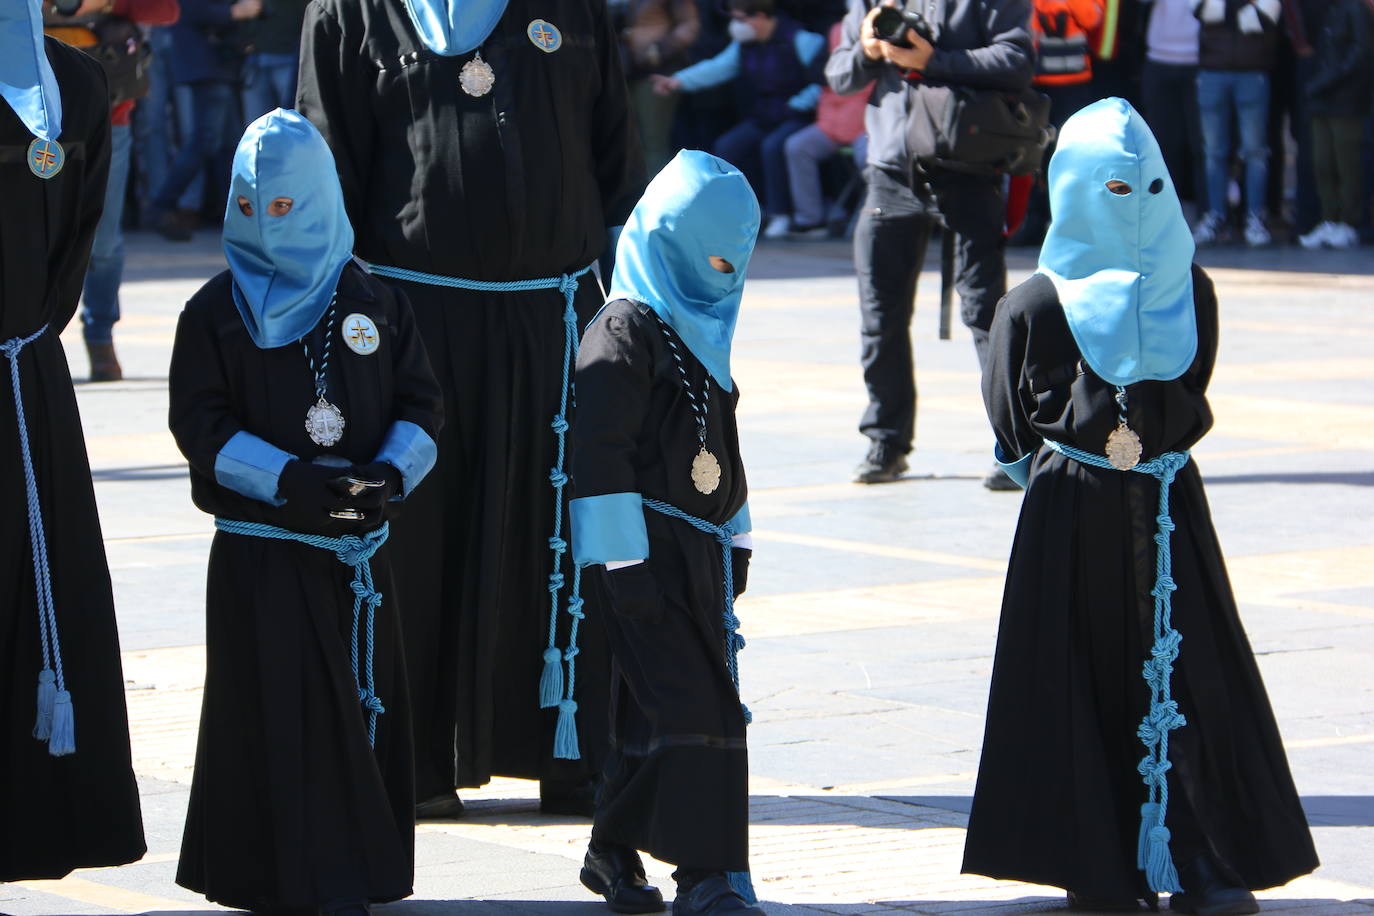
[1037,97,1197,387]
[402,0,508,54]
[0,1,60,141]
[608,150,760,392]
[223,109,355,350]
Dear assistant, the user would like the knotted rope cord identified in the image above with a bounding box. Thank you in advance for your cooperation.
[302,296,338,402]
[641,496,756,904]
[650,315,711,448]
[215,519,391,746]
[1042,438,1191,893]
[367,262,593,758]
[3,325,75,756]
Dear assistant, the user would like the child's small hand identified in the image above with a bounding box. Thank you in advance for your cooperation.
[650,74,682,96]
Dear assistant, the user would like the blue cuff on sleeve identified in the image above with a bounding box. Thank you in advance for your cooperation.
[994,443,1035,490]
[571,492,649,566]
[723,501,752,537]
[214,431,294,505]
[375,420,438,498]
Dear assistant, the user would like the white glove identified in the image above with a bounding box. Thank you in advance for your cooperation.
[1195,0,1225,23]
[1236,3,1262,33]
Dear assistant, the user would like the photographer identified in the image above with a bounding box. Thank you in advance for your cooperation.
[825,0,1032,486]
[44,0,180,381]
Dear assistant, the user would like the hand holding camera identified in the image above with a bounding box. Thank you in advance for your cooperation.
[862,1,935,71]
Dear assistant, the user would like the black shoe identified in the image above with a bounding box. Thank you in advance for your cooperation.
[854,440,908,484]
[414,791,464,820]
[1068,890,1146,911]
[85,342,123,382]
[540,775,596,817]
[579,843,665,913]
[1169,856,1258,916]
[982,464,1021,491]
[671,874,764,916]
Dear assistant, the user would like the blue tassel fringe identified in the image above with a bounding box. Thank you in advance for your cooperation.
[539,647,563,709]
[1144,824,1181,893]
[33,668,56,740]
[48,689,75,756]
[553,698,579,759]
[1137,801,1160,869]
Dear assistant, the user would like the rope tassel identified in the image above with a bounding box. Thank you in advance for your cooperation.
[553,698,579,760]
[48,690,76,757]
[539,647,564,708]
[1144,824,1181,893]
[33,668,56,740]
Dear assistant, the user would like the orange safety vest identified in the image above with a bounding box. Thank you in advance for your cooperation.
[1032,0,1105,85]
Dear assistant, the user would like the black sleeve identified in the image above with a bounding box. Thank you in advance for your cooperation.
[1188,264,1220,395]
[825,0,882,95]
[168,294,246,479]
[383,281,445,440]
[981,289,1043,463]
[296,1,376,237]
[592,0,648,228]
[571,305,653,499]
[923,0,1034,91]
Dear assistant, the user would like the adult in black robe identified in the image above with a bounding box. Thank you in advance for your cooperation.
[570,152,761,916]
[1,15,145,882]
[297,0,646,809]
[963,100,1318,910]
[168,110,444,913]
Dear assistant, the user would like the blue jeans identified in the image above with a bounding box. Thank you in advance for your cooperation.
[713,117,810,218]
[153,80,237,214]
[1197,69,1270,217]
[241,52,300,122]
[83,123,132,345]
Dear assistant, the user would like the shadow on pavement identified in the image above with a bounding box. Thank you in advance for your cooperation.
[1205,471,1374,487]
[857,795,1374,828]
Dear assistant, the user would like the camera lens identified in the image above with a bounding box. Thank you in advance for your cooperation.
[52,0,84,14]
[872,6,907,42]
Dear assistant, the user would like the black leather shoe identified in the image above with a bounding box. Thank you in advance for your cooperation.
[579,843,664,914]
[671,874,764,916]
[854,440,909,484]
[414,791,464,820]
[1169,856,1258,916]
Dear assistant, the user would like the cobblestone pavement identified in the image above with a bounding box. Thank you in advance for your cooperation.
[3,234,1371,916]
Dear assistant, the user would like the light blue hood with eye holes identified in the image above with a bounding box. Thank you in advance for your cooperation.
[607,150,761,392]
[0,1,61,141]
[223,108,354,350]
[1037,98,1197,387]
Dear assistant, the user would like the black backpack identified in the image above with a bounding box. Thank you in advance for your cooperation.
[47,16,153,107]
[905,82,1055,176]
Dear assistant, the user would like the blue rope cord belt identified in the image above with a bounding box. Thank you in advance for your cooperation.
[214,519,390,747]
[641,497,757,904]
[3,324,75,757]
[366,262,592,759]
[1043,438,1191,894]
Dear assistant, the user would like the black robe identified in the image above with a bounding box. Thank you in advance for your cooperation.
[168,264,443,910]
[572,300,750,871]
[297,0,646,795]
[0,38,146,882]
[963,267,1319,898]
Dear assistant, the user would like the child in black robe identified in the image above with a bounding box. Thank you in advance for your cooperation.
[168,108,443,916]
[570,151,762,916]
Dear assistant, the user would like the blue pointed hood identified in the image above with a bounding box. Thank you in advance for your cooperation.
[608,150,760,392]
[1038,97,1197,386]
[223,109,355,350]
[0,1,61,141]
[402,0,508,54]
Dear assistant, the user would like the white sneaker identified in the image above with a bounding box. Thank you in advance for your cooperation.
[1192,211,1226,246]
[1329,222,1359,249]
[1299,221,1334,249]
[1244,211,1271,247]
[763,215,790,240]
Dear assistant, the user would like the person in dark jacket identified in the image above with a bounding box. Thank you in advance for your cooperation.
[149,0,261,241]
[825,0,1033,486]
[1189,0,1284,247]
[1296,0,1371,249]
[239,0,311,120]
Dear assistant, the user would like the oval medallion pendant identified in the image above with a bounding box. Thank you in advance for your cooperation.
[1105,422,1142,471]
[460,54,495,97]
[305,397,346,447]
[691,447,722,495]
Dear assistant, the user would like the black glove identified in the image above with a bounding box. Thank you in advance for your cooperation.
[275,459,362,534]
[332,461,403,510]
[731,547,750,599]
[606,562,663,622]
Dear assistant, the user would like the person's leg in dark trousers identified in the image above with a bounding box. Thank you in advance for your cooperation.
[1016,81,1100,244]
[855,166,934,462]
[758,118,810,221]
[1142,60,1205,211]
[712,119,768,210]
[930,171,1008,371]
[151,80,236,223]
[1330,116,1366,229]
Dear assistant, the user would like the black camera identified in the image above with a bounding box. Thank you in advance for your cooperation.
[51,0,84,14]
[873,3,933,47]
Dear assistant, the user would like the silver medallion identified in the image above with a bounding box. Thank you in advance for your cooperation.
[691,447,722,495]
[305,397,346,447]
[460,54,495,97]
[1105,422,1143,471]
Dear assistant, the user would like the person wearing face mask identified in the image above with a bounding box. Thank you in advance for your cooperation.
[569,151,761,916]
[168,108,443,916]
[1,0,146,883]
[650,0,826,239]
[963,99,1318,914]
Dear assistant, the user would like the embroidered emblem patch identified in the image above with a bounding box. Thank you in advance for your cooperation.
[527,19,562,52]
[28,138,64,179]
[342,313,381,356]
